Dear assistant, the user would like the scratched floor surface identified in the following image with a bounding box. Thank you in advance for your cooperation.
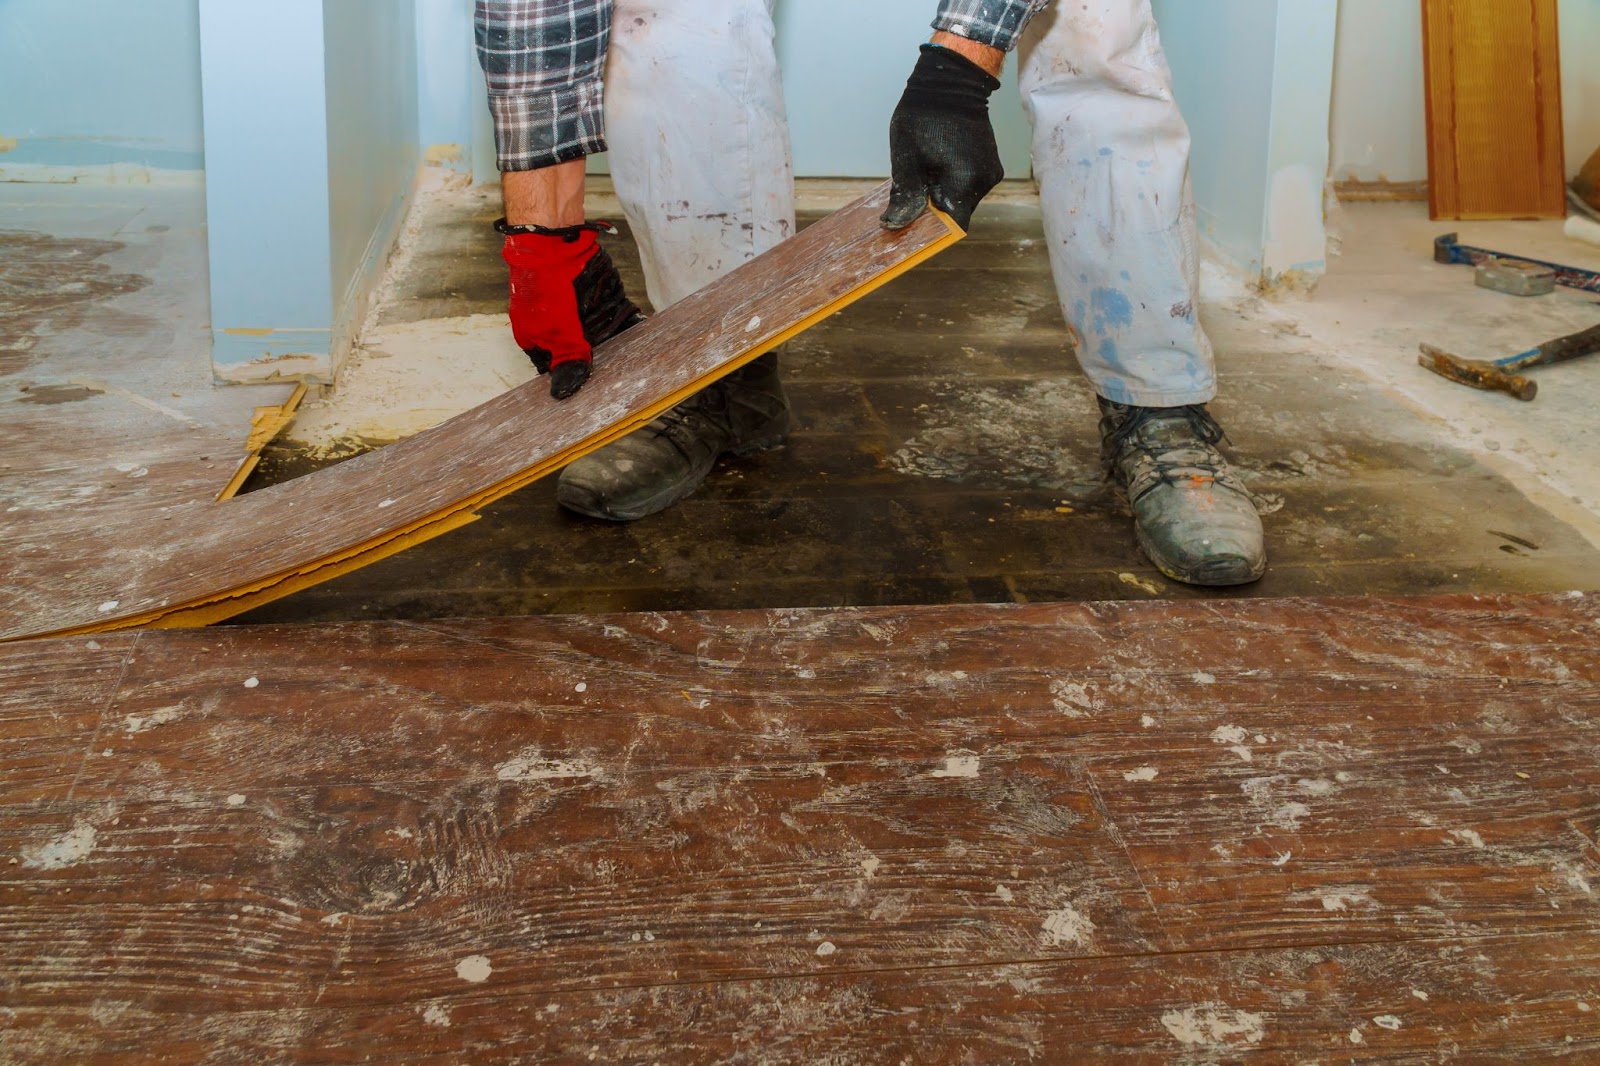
[2,592,1597,1060]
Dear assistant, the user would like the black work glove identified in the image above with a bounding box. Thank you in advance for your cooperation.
[881,44,1005,233]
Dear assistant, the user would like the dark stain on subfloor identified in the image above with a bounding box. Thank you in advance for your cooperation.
[0,231,149,375]
[232,204,1600,626]
[15,383,106,405]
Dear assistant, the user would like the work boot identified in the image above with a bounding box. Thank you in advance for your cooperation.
[556,352,791,520]
[1098,398,1267,587]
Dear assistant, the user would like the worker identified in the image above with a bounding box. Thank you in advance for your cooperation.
[476,0,1267,587]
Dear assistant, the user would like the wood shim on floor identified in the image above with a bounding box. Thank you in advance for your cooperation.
[2,592,1597,1059]
[0,184,962,641]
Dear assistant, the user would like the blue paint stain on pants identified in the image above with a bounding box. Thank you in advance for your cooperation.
[1090,288,1134,335]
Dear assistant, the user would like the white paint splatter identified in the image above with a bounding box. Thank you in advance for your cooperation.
[1192,671,1217,685]
[1273,851,1292,867]
[243,677,259,689]
[931,754,980,779]
[861,856,881,879]
[1275,802,1312,830]
[227,794,247,807]
[1050,679,1090,717]
[1140,715,1157,729]
[1211,725,1249,745]
[97,601,119,613]
[1229,746,1255,763]
[995,884,1014,902]
[1159,1005,1267,1048]
[1350,1028,1364,1044]
[1448,828,1486,849]
[574,682,587,694]
[744,315,762,333]
[815,941,837,957]
[1123,767,1159,782]
[1318,889,1375,912]
[422,1004,450,1028]
[21,821,97,870]
[1374,1015,1403,1031]
[1411,989,1429,1001]
[455,955,492,983]
[378,499,397,509]
[1041,905,1095,947]
[123,706,180,734]
[495,748,600,782]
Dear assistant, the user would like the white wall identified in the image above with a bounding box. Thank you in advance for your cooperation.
[1331,0,1600,184]
[1565,0,1600,176]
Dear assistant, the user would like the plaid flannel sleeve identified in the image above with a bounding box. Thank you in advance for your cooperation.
[931,0,1052,52]
[475,0,612,172]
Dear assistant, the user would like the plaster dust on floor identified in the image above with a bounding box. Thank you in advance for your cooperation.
[282,314,532,457]
[1244,199,1600,548]
[280,169,538,457]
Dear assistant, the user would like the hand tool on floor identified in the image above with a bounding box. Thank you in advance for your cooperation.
[1434,233,1600,295]
[1418,322,1600,401]
[1474,258,1555,296]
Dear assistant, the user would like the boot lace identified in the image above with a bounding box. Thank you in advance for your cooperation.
[1102,403,1247,503]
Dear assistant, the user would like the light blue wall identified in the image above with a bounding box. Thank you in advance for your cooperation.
[775,0,1033,179]
[201,0,421,381]
[1150,0,1278,274]
[326,0,422,313]
[1151,0,1336,280]
[199,0,333,361]
[0,0,204,170]
[416,0,479,169]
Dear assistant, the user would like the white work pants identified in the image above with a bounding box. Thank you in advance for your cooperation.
[603,0,1215,406]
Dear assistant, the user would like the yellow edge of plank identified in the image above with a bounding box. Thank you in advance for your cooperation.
[29,210,964,641]
[216,382,311,503]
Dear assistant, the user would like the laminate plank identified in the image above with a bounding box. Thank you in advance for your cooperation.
[4,593,1599,1060]
[0,633,136,808]
[3,935,1595,1062]
[48,594,1600,794]
[0,186,961,641]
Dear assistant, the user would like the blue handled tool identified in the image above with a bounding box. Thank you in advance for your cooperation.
[1434,233,1600,294]
[1418,322,1600,401]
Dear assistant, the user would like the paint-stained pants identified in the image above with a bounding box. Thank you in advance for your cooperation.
[603,0,1215,405]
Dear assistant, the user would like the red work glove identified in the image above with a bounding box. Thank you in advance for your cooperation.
[498,220,642,400]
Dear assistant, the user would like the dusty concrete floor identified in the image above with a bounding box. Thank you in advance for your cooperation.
[224,180,1600,625]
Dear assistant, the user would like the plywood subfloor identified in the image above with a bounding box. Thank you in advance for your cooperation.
[0,185,959,641]
[2,592,1597,1060]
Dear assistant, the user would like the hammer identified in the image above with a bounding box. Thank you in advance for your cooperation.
[1418,322,1600,401]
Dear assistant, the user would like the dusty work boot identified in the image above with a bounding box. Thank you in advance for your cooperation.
[1098,398,1267,587]
[556,353,791,520]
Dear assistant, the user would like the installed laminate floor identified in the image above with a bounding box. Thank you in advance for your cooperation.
[3,592,1597,1060]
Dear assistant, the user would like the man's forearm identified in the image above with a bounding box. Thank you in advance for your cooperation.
[503,159,587,228]
[930,30,1005,76]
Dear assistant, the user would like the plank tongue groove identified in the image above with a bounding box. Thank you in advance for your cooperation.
[0,185,961,641]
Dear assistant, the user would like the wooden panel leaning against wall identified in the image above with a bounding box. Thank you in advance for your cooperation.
[1422,0,1567,220]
